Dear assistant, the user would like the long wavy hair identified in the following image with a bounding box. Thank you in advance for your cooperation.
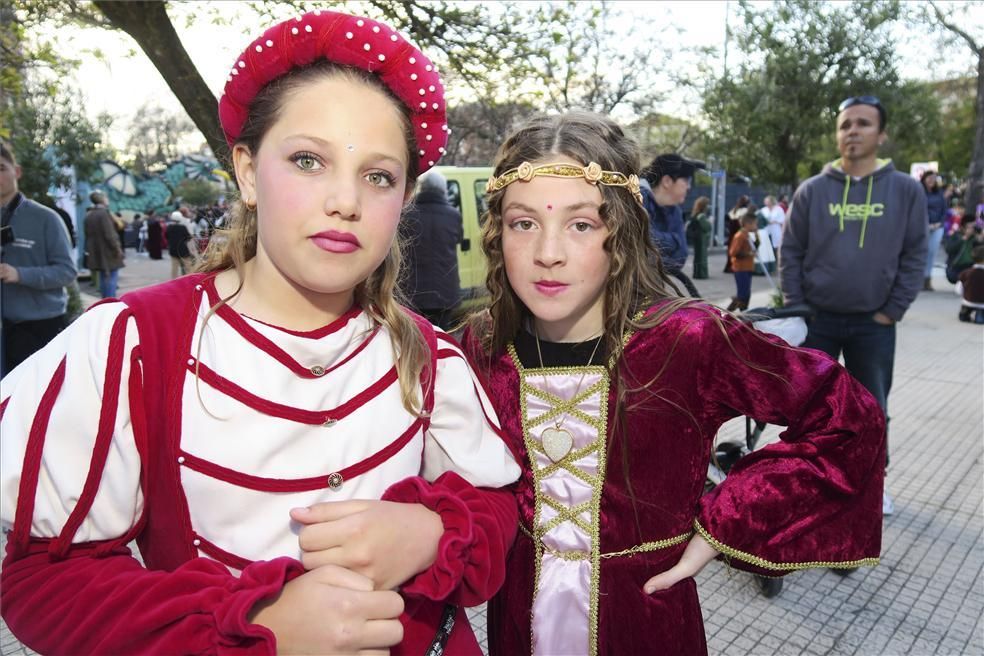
[470,111,692,361]
[468,112,789,540]
[197,60,431,416]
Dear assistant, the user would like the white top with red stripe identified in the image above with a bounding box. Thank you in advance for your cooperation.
[0,292,519,567]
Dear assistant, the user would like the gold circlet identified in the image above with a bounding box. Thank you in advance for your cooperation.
[485,161,644,207]
[534,327,604,463]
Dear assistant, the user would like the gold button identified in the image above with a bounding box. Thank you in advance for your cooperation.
[310,365,326,377]
[327,472,343,490]
[322,418,337,428]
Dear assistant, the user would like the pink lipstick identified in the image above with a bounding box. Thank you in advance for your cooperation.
[311,230,361,253]
[534,280,568,296]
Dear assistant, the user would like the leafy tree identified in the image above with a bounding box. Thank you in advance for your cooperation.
[15,0,554,167]
[443,100,537,167]
[174,177,220,207]
[918,1,984,213]
[2,1,112,199]
[701,0,939,187]
[125,103,198,174]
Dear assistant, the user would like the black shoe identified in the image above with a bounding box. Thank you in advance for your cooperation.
[959,308,972,323]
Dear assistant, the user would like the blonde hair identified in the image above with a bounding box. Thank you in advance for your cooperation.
[198,60,431,415]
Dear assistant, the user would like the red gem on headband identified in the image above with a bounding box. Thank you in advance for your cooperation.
[218,10,449,174]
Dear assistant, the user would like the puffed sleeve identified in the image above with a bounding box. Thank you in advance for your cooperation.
[693,312,885,577]
[382,331,520,606]
[0,302,302,656]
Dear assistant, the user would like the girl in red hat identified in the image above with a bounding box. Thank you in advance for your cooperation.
[463,112,885,655]
[0,10,518,655]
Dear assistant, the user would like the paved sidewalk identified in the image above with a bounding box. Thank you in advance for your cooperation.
[2,255,981,655]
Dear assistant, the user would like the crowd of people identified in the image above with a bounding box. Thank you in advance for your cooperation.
[0,8,978,656]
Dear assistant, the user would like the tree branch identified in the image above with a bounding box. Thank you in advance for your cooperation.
[928,1,982,54]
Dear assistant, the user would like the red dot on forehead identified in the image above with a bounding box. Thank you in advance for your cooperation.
[546,204,553,210]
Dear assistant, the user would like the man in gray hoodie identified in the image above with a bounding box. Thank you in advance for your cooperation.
[780,97,927,516]
[0,141,77,376]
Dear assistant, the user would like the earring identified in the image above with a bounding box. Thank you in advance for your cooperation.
[245,197,256,210]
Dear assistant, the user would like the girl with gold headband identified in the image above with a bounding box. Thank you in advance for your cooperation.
[463,111,885,655]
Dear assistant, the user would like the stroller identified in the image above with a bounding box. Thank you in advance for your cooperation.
[704,249,814,598]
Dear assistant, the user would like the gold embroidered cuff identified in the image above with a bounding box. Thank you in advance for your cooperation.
[693,520,880,572]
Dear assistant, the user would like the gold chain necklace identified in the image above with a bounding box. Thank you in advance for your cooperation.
[534,327,603,463]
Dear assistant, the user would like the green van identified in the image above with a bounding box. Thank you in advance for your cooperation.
[433,165,493,304]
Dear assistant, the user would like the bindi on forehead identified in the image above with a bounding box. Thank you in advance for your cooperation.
[546,203,553,211]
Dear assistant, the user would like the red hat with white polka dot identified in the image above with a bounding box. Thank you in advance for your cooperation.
[218,9,449,173]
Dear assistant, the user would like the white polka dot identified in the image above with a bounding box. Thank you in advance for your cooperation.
[231,69,238,75]
[313,9,321,15]
[428,85,435,92]
[304,24,312,32]
[410,73,418,80]
[425,135,432,141]
[255,45,262,52]
[295,16,302,22]
[419,102,427,109]
[428,160,434,166]
[441,124,448,131]
[345,31,353,39]
[356,19,364,26]
[195,285,203,291]
[390,34,398,41]
[438,147,445,153]
[193,539,201,546]
[425,65,432,71]
[419,149,425,156]
[265,39,273,47]
[187,358,195,366]
[177,456,186,464]
[419,89,426,96]
[364,43,371,51]
[378,54,385,61]
[372,26,380,33]
[447,128,452,134]
[409,57,416,64]
[421,122,428,128]
[238,61,245,68]
[292,27,299,35]
[432,103,438,109]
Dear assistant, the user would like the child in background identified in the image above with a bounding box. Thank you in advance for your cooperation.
[727,212,759,311]
[958,244,984,323]
[465,111,884,656]
[0,10,519,655]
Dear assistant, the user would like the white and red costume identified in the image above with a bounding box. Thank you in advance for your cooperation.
[0,273,520,655]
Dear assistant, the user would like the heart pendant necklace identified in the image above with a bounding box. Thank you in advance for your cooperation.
[534,326,603,463]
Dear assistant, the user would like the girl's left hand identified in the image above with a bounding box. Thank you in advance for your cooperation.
[643,534,720,593]
[291,500,444,591]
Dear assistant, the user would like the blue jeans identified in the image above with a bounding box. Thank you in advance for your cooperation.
[803,310,894,464]
[733,271,752,302]
[98,268,120,299]
[925,226,944,278]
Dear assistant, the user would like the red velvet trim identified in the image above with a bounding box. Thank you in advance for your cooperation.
[204,276,369,378]
[442,343,510,446]
[194,533,253,571]
[190,360,398,424]
[0,396,8,420]
[51,309,132,559]
[179,417,424,492]
[10,358,67,558]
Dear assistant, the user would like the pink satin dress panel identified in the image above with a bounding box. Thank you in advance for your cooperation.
[525,369,606,656]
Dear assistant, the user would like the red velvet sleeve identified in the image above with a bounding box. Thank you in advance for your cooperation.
[382,471,518,606]
[1,541,305,655]
[694,313,885,577]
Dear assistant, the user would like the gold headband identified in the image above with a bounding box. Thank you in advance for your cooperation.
[485,161,643,206]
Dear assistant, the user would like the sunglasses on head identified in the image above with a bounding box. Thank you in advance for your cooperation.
[838,96,881,112]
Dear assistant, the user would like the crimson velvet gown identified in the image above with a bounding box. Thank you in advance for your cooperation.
[465,303,885,656]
